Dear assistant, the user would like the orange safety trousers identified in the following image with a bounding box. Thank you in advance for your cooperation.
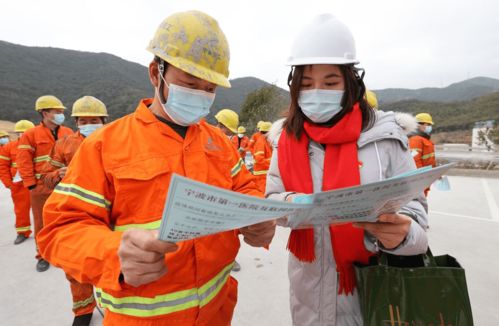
[31,186,51,260]
[66,274,96,316]
[10,182,32,237]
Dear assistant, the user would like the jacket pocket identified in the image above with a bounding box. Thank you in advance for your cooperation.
[111,157,171,220]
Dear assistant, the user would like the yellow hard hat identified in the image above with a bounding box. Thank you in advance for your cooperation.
[0,130,9,137]
[215,109,239,133]
[415,113,434,125]
[365,90,378,110]
[147,11,231,88]
[259,122,272,132]
[257,120,264,130]
[71,96,108,117]
[35,95,66,111]
[14,120,35,133]
[237,126,246,134]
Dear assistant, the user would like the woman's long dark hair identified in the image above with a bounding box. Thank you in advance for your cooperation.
[283,64,376,139]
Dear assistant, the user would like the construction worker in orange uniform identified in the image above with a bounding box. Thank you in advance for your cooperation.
[214,108,239,149]
[247,120,264,154]
[236,126,250,159]
[37,11,275,325]
[0,130,10,146]
[0,120,35,244]
[40,96,108,326]
[252,121,273,192]
[17,95,73,272]
[409,113,436,196]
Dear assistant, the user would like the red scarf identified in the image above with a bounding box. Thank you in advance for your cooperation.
[278,103,374,295]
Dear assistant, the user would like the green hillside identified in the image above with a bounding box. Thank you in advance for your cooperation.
[382,91,499,132]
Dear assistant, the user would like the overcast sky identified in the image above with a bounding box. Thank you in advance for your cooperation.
[2,0,499,90]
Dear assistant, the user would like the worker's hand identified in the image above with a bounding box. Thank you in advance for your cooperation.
[240,220,276,247]
[118,229,178,287]
[58,167,68,179]
[354,213,412,250]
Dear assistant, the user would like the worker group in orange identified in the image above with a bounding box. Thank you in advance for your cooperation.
[0,120,35,245]
[37,10,276,326]
[39,95,109,326]
[16,95,73,272]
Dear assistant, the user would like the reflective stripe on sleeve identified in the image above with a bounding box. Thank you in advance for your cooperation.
[50,159,65,168]
[33,155,51,163]
[253,170,268,176]
[95,262,234,317]
[18,145,34,150]
[421,153,435,160]
[114,220,161,232]
[230,159,244,177]
[54,183,111,209]
[0,155,10,161]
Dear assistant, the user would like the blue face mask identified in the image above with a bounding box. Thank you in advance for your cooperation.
[298,89,344,123]
[425,126,433,134]
[52,113,65,125]
[157,78,215,126]
[78,124,103,137]
[0,137,9,145]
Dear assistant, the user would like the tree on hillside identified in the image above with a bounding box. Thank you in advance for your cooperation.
[239,85,289,133]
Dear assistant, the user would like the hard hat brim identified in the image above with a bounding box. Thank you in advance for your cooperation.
[147,48,231,88]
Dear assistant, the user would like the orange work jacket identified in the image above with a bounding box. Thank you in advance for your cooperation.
[230,135,250,158]
[41,132,85,190]
[252,132,272,177]
[38,99,260,325]
[409,134,436,168]
[16,123,73,188]
[247,132,259,154]
[0,139,20,188]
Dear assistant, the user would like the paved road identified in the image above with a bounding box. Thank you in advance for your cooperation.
[1,176,498,325]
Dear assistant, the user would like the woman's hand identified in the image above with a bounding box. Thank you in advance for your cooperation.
[354,213,412,250]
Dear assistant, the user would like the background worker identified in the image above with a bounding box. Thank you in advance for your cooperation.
[247,120,264,153]
[0,130,10,146]
[252,121,273,192]
[365,89,378,110]
[38,11,275,325]
[409,112,436,196]
[0,120,35,244]
[236,126,250,159]
[17,95,73,272]
[41,95,108,326]
[215,108,240,148]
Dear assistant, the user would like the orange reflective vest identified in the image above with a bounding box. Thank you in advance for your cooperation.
[38,99,260,325]
[41,132,84,190]
[0,139,20,188]
[16,123,73,188]
[409,134,436,168]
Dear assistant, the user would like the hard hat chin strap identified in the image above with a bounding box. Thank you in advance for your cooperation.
[157,60,168,104]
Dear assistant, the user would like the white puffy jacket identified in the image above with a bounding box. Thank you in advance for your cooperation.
[266,111,429,326]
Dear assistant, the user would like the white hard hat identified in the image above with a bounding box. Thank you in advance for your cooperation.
[287,14,358,66]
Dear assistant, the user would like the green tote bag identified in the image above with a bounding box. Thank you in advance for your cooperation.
[354,250,474,326]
